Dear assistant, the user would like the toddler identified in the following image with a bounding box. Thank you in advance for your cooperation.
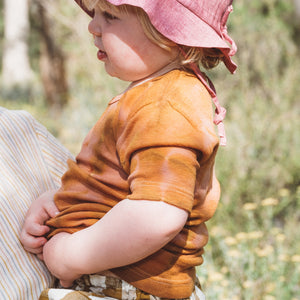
[21,0,237,299]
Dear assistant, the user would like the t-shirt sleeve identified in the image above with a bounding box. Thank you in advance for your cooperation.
[127,146,199,212]
[116,80,219,212]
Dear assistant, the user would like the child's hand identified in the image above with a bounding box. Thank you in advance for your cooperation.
[20,190,59,260]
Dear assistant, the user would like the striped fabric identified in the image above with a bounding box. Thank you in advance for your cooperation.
[0,108,73,300]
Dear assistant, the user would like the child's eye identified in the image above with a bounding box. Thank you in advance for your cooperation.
[103,11,118,21]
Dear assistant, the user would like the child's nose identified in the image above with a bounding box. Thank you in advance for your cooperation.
[88,17,102,37]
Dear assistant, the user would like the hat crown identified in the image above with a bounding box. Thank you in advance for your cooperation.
[176,0,233,35]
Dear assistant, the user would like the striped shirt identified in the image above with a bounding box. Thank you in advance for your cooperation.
[0,108,73,300]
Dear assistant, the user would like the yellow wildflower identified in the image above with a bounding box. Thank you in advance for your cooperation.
[278,188,290,197]
[208,272,223,282]
[265,282,275,293]
[255,245,274,257]
[291,255,300,263]
[269,265,277,271]
[221,279,229,287]
[247,231,263,239]
[210,226,227,236]
[235,232,248,241]
[275,234,286,242]
[261,197,279,206]
[279,276,286,282]
[224,236,237,246]
[278,254,290,262]
[227,249,241,258]
[270,227,281,235]
[243,202,258,210]
[264,295,276,300]
[242,280,253,289]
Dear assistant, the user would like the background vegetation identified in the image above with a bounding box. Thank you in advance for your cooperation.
[0,0,299,299]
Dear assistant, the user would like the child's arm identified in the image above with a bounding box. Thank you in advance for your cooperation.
[43,199,188,287]
[20,190,59,260]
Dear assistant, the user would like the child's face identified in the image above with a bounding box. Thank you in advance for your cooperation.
[88,5,178,82]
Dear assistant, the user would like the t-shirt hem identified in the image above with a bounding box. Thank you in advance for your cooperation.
[127,181,194,213]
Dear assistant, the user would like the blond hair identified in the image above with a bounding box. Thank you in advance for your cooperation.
[83,0,224,70]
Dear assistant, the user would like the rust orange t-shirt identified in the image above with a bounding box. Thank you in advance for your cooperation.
[47,69,220,298]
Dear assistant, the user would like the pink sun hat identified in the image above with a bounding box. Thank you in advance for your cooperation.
[74,0,237,74]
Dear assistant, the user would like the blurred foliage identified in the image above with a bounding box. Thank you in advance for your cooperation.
[0,0,299,298]
[200,0,300,298]
[214,0,299,214]
[200,187,300,299]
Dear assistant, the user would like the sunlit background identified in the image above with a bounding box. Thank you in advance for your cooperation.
[0,0,299,299]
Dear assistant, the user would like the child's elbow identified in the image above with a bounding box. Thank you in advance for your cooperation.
[151,201,189,241]
[120,199,189,244]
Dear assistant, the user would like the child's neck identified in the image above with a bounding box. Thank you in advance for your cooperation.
[125,60,181,92]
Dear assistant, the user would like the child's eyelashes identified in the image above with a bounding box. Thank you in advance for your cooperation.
[102,11,118,21]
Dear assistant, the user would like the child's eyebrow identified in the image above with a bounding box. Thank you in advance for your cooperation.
[96,4,116,14]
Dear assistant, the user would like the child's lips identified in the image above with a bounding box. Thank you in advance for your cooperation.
[97,50,107,61]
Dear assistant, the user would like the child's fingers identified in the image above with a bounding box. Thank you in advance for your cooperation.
[37,189,59,218]
[20,234,47,254]
[20,222,49,250]
[25,222,50,237]
[44,200,59,218]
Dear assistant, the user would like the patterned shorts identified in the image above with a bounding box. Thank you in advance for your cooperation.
[39,275,206,300]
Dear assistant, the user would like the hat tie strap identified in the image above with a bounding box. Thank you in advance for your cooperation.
[198,71,227,146]
[178,46,227,146]
[221,5,237,57]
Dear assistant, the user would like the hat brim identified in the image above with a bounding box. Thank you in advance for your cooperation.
[74,0,237,73]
